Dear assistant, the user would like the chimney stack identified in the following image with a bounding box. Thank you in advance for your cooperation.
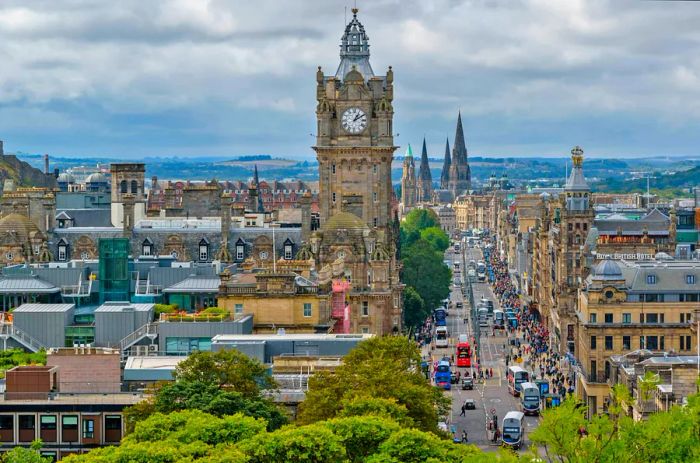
[44,154,49,174]
[0,140,4,156]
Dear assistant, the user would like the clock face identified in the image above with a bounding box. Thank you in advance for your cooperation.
[341,107,367,134]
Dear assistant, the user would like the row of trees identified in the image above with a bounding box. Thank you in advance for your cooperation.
[400,209,452,329]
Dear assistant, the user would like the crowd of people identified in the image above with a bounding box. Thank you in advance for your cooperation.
[486,239,575,398]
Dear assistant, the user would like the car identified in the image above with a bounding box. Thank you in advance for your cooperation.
[463,399,476,410]
[479,320,489,327]
[450,372,459,384]
[461,377,474,390]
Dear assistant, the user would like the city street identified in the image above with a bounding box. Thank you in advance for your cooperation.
[430,244,540,451]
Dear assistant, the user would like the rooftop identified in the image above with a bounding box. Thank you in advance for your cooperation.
[13,303,74,313]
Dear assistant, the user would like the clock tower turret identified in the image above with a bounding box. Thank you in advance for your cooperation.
[314,8,396,245]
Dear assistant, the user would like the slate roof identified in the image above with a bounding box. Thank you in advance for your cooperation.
[595,208,671,236]
[0,276,59,294]
[56,208,113,227]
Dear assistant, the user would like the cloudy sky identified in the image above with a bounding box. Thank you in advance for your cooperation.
[1,0,700,160]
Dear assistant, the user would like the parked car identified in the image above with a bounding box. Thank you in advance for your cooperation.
[450,372,459,384]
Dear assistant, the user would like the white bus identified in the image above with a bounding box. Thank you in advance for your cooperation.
[502,411,525,449]
[435,326,449,348]
[507,366,530,396]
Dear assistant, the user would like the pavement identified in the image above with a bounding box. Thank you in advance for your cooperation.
[424,244,541,452]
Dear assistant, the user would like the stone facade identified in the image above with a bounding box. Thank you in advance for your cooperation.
[400,144,417,210]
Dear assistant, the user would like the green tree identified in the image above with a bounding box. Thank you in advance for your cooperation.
[154,380,287,430]
[173,349,275,396]
[420,226,450,252]
[237,423,347,463]
[338,396,415,428]
[364,428,484,463]
[1,440,52,463]
[403,209,440,234]
[297,336,449,432]
[401,239,451,311]
[402,285,428,329]
[321,416,401,463]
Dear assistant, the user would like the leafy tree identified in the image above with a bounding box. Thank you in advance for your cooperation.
[237,423,347,463]
[403,209,440,234]
[420,226,450,252]
[638,370,661,402]
[338,396,415,428]
[1,440,52,463]
[173,349,275,396]
[297,336,449,432]
[364,428,484,463]
[154,380,287,430]
[321,416,401,463]
[401,239,451,311]
[402,286,428,330]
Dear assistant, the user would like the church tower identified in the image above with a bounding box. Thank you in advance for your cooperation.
[401,144,417,208]
[448,112,471,197]
[440,137,451,189]
[314,7,395,244]
[416,137,433,202]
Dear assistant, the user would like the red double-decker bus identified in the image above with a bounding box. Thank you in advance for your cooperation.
[456,342,471,367]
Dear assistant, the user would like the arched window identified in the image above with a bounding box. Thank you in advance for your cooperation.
[199,239,209,261]
[235,238,245,261]
[120,180,128,193]
[131,180,138,194]
[142,239,153,256]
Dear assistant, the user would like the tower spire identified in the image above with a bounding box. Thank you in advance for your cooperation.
[452,110,467,164]
[440,137,451,189]
[417,137,433,202]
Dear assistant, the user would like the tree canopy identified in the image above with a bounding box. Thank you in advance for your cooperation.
[401,239,451,314]
[296,336,449,433]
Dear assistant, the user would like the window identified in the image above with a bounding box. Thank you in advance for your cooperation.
[590,360,597,382]
[362,301,369,317]
[131,180,138,194]
[104,415,122,442]
[646,336,659,350]
[605,336,613,350]
[681,335,692,351]
[622,313,631,324]
[83,419,94,439]
[303,303,312,317]
[589,313,597,324]
[332,164,336,174]
[686,275,696,285]
[332,192,336,202]
[640,336,645,348]
[646,274,656,284]
[40,415,57,442]
[199,240,209,261]
[373,192,377,202]
[643,293,663,302]
[367,271,372,286]
[284,244,293,260]
[120,180,127,193]
[234,304,243,315]
[605,290,614,299]
[373,217,378,227]
[142,240,152,256]
[590,336,596,349]
[622,336,631,350]
[373,165,377,174]
[0,415,13,442]
[40,416,56,430]
[660,336,665,350]
[361,326,370,334]
[646,313,658,323]
[236,244,245,260]
[604,313,613,324]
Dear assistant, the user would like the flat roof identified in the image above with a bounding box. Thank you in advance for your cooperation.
[0,393,143,406]
[13,303,74,313]
[94,302,154,313]
[212,333,373,342]
[124,356,185,370]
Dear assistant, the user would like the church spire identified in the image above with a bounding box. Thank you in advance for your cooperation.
[440,137,451,189]
[452,110,467,164]
[417,137,433,202]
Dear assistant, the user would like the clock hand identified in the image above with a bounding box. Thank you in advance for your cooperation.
[353,113,362,122]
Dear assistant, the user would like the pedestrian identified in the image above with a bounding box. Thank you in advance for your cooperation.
[489,367,493,378]
[472,371,476,380]
[461,429,468,443]
[460,404,466,417]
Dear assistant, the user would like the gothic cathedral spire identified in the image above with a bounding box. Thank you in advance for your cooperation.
[416,137,433,202]
[448,111,471,197]
[440,137,451,189]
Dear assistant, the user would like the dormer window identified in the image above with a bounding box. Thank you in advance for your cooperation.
[686,275,695,285]
[284,239,293,260]
[199,239,209,261]
[235,239,245,261]
[57,240,68,261]
[646,274,657,285]
[142,239,153,256]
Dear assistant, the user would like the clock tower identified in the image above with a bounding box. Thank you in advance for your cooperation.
[314,7,395,246]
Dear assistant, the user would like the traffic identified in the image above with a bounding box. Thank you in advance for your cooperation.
[416,228,572,451]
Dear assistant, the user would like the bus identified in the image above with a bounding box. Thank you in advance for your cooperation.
[455,342,471,367]
[435,326,449,348]
[507,366,530,396]
[501,411,525,449]
[476,261,486,281]
[520,382,541,415]
[434,308,447,327]
[434,360,451,390]
[493,310,505,328]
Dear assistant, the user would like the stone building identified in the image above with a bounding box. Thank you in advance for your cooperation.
[432,204,457,236]
[400,144,417,210]
[576,258,699,417]
[309,8,402,334]
[416,138,433,203]
[454,193,498,232]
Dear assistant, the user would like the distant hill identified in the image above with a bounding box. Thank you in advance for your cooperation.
[0,154,56,193]
[595,164,700,194]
